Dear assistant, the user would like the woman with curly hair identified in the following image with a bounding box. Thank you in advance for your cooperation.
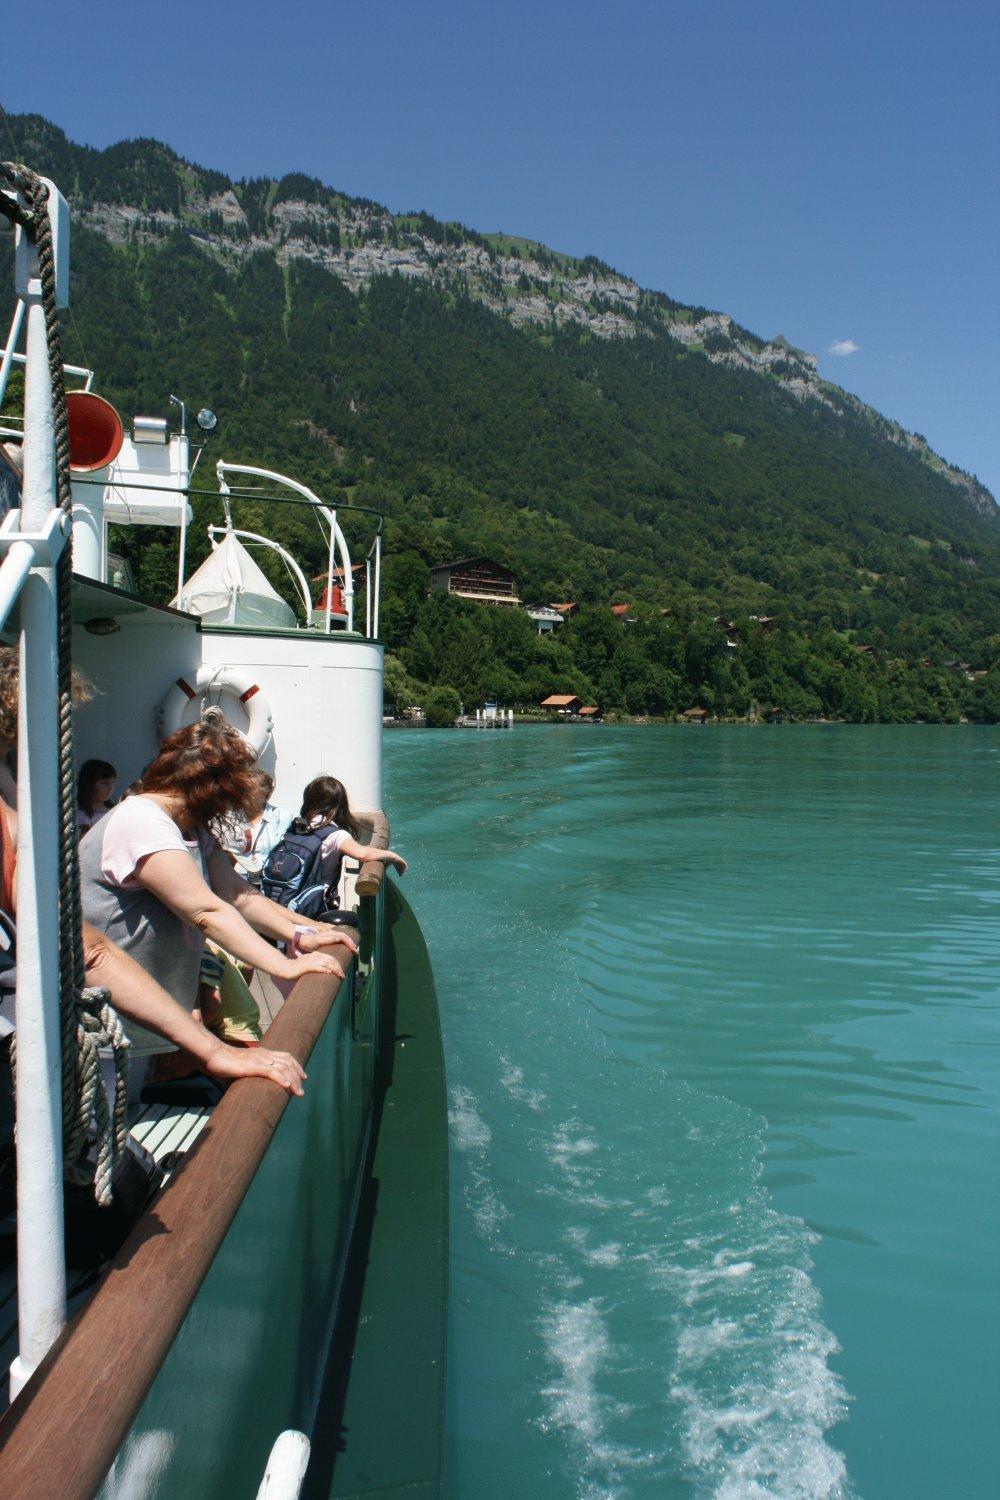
[80,719,354,1092]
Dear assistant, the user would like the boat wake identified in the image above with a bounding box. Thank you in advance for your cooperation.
[451,1051,852,1499]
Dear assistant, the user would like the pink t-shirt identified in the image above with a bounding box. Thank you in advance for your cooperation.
[98,795,216,888]
[79,796,217,1056]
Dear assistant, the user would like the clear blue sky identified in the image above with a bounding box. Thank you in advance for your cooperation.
[4,0,998,498]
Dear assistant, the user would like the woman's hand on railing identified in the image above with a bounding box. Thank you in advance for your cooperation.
[202,1041,306,1097]
[275,949,348,984]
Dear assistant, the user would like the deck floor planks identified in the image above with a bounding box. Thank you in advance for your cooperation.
[0,1100,212,1409]
[250,971,286,1029]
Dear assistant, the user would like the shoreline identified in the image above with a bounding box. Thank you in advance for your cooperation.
[385,715,985,730]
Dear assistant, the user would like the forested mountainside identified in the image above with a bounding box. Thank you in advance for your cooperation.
[2,110,999,722]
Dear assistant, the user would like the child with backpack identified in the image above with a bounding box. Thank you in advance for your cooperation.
[261,775,407,923]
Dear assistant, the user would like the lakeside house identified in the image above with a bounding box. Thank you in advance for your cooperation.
[428,556,521,607]
[540,694,583,714]
[680,707,709,723]
[578,706,602,720]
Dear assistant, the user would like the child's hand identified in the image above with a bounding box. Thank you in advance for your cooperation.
[298,927,358,957]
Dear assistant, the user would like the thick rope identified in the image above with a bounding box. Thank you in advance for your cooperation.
[63,989,130,1208]
[11,987,130,1209]
[1,163,127,1204]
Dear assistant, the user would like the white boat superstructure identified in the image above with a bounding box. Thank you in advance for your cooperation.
[0,162,388,1398]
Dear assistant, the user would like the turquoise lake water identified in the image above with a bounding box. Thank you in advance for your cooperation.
[383,727,1000,1499]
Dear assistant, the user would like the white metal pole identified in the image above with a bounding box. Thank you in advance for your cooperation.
[256,1430,311,1500]
[69,475,105,581]
[324,521,334,635]
[9,290,68,1402]
[175,431,190,602]
[365,560,371,639]
[0,299,25,411]
[373,533,381,640]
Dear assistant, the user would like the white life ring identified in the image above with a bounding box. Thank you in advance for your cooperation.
[159,666,274,756]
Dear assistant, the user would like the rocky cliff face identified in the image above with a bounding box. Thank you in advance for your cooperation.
[11,110,993,520]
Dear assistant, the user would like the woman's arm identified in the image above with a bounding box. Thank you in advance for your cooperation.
[338,835,408,875]
[203,845,357,954]
[133,850,350,982]
[82,923,306,1096]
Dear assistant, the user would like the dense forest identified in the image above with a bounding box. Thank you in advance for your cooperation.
[2,111,998,722]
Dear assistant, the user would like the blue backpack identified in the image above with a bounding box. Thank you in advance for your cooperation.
[261,819,341,920]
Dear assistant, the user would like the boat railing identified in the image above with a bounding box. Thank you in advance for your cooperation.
[67,470,386,640]
[355,809,391,898]
[214,461,382,638]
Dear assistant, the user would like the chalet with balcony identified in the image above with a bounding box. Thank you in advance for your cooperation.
[428,557,520,608]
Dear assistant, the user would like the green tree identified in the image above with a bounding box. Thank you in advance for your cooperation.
[423,685,461,727]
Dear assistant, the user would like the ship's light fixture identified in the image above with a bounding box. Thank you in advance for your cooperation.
[83,616,120,636]
[196,408,218,432]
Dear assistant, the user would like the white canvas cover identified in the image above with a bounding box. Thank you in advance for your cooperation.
[173,530,298,629]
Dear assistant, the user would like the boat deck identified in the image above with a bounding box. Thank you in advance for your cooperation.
[0,1099,212,1411]
[0,968,290,1408]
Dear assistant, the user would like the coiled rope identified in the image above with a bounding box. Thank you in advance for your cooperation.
[1,161,129,1205]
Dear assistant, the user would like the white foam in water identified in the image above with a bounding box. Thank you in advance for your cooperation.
[721,1260,754,1278]
[539,1297,646,1500]
[497,1055,546,1111]
[566,1226,625,1269]
[540,1298,610,1446]
[668,1224,851,1499]
[448,1084,492,1151]
[448,1085,511,1244]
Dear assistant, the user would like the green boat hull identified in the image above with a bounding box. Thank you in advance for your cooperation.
[99,882,447,1498]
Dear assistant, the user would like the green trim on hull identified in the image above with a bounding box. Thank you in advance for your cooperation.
[308,880,449,1499]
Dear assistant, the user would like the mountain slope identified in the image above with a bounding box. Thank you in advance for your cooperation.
[2,110,998,721]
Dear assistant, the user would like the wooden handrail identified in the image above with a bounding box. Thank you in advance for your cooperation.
[0,955,353,1499]
[355,809,389,899]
